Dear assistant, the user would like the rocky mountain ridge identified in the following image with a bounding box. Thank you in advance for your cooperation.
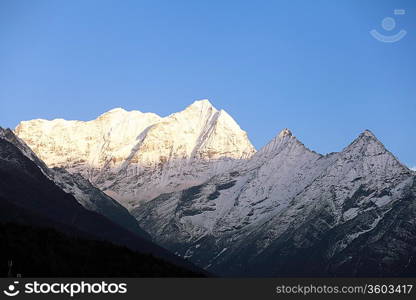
[15,100,255,209]
[132,129,416,276]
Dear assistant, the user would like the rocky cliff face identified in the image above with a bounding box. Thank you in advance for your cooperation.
[132,129,416,276]
[15,100,255,209]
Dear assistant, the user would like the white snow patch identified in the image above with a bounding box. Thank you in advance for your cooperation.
[347,215,382,241]
[373,195,391,207]
[343,207,359,221]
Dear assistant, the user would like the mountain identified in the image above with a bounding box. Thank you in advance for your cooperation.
[132,129,416,276]
[15,100,255,209]
[0,127,148,238]
[0,132,205,275]
[12,101,416,277]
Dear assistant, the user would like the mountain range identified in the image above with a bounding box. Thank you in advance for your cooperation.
[0,127,204,276]
[3,99,416,277]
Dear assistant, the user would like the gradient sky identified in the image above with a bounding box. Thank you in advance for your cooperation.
[1,0,415,168]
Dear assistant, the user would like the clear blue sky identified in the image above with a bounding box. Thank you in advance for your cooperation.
[1,0,415,168]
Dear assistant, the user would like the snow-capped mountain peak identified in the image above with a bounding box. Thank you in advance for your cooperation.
[97,107,161,122]
[132,126,416,277]
[342,129,393,159]
[188,98,214,108]
[278,128,292,138]
[15,101,255,209]
[253,128,314,163]
[106,107,128,113]
[362,128,376,137]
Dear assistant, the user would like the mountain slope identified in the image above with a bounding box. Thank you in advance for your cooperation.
[0,136,205,275]
[15,100,255,209]
[132,129,416,276]
[0,127,148,238]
